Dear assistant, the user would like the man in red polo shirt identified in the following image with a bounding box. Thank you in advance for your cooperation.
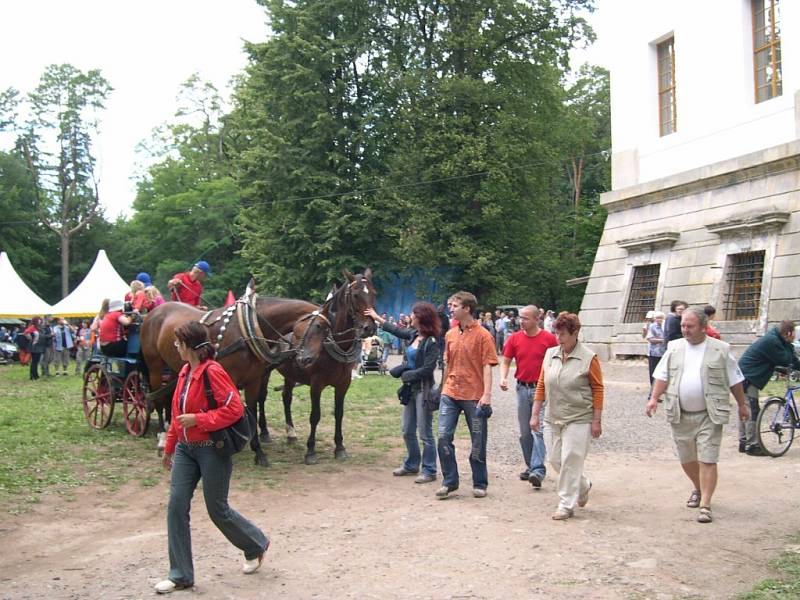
[168,261,211,308]
[500,304,558,488]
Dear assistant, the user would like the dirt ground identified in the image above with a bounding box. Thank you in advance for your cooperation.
[2,362,800,600]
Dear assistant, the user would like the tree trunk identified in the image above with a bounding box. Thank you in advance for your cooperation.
[60,230,70,298]
[570,157,584,258]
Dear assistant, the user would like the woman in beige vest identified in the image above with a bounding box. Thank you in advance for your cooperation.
[531,312,604,520]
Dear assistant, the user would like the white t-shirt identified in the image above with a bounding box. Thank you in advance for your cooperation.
[653,338,744,412]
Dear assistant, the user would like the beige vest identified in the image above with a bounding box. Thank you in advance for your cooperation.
[542,341,596,425]
[661,336,733,425]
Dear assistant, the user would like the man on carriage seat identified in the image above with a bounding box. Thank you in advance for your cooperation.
[167,261,211,308]
[99,299,133,357]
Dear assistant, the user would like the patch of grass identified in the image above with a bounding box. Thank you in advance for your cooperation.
[0,363,421,513]
[740,537,800,599]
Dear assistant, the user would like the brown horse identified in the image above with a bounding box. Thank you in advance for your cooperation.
[140,295,325,466]
[260,269,377,465]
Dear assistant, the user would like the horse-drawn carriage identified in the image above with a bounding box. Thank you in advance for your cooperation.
[81,321,150,436]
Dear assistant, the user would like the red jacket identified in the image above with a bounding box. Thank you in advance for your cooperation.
[164,360,243,455]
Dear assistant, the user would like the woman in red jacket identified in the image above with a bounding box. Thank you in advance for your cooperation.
[155,321,268,594]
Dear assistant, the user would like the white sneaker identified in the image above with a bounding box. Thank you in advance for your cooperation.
[243,545,268,574]
[154,580,191,594]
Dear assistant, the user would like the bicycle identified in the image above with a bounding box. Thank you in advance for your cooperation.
[756,367,800,457]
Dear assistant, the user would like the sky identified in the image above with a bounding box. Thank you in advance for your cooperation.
[0,1,608,221]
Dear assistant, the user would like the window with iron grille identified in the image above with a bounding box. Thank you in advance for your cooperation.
[624,264,660,323]
[752,0,782,103]
[657,37,676,136]
[723,251,765,320]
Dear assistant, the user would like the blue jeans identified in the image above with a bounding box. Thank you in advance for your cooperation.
[516,383,546,479]
[437,395,488,490]
[167,443,268,586]
[401,390,437,475]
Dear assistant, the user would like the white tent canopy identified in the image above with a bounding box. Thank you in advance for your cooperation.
[50,250,129,318]
[0,251,54,318]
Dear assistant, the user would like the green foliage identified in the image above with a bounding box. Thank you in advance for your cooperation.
[740,536,800,599]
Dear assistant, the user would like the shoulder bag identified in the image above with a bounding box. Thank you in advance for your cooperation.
[202,369,257,457]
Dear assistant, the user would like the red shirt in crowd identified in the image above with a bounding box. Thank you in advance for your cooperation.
[706,324,721,340]
[164,360,244,455]
[99,311,126,344]
[171,272,203,306]
[503,328,558,384]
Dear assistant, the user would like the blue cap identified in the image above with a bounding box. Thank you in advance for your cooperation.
[136,272,152,286]
[194,260,212,276]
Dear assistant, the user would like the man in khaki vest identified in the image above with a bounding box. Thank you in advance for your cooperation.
[645,306,748,523]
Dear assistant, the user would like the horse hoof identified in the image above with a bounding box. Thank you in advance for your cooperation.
[254,454,270,468]
[335,448,348,460]
[259,432,272,444]
[304,453,318,465]
[286,426,298,443]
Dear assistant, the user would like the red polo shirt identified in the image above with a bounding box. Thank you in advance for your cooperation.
[503,328,558,384]
[171,272,203,306]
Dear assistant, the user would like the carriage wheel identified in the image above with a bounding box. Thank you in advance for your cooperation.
[83,364,114,429]
[122,371,150,437]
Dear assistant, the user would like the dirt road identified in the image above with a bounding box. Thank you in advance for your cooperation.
[2,361,798,599]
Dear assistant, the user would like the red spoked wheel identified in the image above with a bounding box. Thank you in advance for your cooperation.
[122,371,150,437]
[83,364,114,429]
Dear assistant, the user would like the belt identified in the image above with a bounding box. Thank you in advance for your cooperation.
[516,380,536,388]
[180,440,215,448]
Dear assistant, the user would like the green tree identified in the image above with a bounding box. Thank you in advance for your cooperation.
[16,64,113,296]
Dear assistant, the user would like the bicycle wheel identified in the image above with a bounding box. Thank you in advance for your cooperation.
[757,397,796,457]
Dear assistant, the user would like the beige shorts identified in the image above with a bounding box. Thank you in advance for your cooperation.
[671,410,723,464]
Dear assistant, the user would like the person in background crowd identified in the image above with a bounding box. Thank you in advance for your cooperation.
[40,318,56,377]
[75,320,92,375]
[436,291,498,500]
[646,307,748,524]
[500,305,558,487]
[90,299,109,353]
[494,309,507,354]
[100,300,133,357]
[507,311,521,334]
[437,304,450,369]
[168,261,211,309]
[646,311,666,388]
[16,325,31,366]
[664,300,688,344]
[367,303,441,484]
[532,312,604,520]
[126,280,145,311]
[146,285,166,309]
[377,322,394,367]
[642,311,655,339]
[156,321,268,594]
[52,318,74,376]
[543,310,556,334]
[704,306,721,340]
[481,312,496,343]
[737,320,800,455]
[24,318,43,380]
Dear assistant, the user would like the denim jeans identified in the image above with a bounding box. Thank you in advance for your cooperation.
[437,395,488,490]
[516,382,546,479]
[401,390,437,475]
[167,443,268,586]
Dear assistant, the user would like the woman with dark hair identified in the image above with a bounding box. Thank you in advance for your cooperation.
[531,312,604,521]
[366,302,441,484]
[24,317,43,380]
[155,321,268,594]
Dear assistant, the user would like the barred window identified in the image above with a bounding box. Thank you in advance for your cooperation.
[723,251,765,320]
[624,264,660,323]
[657,37,676,136]
[752,0,782,103]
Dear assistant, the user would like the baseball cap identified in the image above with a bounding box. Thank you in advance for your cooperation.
[136,272,152,286]
[194,260,212,276]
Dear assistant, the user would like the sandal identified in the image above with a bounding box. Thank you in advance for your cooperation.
[686,489,701,508]
[697,506,713,523]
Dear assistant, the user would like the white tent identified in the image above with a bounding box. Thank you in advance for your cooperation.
[0,251,54,317]
[50,250,129,318]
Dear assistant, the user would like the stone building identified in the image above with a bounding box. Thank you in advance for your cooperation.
[579,0,799,359]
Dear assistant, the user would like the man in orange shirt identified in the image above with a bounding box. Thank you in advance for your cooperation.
[436,291,498,499]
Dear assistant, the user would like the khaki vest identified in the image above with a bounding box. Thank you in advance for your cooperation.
[542,341,596,425]
[661,336,733,425]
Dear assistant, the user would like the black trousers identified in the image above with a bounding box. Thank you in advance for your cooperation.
[647,355,662,387]
[30,352,41,380]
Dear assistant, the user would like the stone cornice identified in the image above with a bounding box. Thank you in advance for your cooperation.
[617,231,680,252]
[706,211,790,236]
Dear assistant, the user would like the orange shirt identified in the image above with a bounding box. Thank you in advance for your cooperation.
[534,354,604,410]
[442,319,498,401]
